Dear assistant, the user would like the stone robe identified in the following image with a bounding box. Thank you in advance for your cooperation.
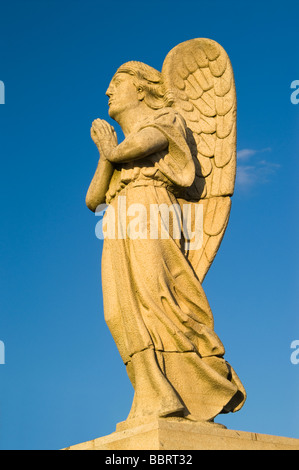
[102,108,246,422]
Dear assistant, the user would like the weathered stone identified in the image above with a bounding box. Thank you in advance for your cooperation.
[85,38,245,428]
[65,418,299,451]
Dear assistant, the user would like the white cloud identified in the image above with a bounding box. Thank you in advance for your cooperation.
[236,147,280,190]
[237,149,258,160]
[237,165,256,187]
[237,147,272,161]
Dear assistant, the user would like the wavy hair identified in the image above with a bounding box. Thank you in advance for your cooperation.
[115,61,174,110]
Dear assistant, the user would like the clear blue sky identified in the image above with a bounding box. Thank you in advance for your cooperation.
[0,0,298,450]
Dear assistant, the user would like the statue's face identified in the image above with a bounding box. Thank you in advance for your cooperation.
[106,72,140,121]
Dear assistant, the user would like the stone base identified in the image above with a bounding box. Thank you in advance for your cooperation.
[64,418,299,450]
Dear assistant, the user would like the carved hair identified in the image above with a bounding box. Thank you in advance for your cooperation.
[116,61,174,110]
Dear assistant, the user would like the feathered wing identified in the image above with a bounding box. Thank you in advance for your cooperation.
[162,38,237,283]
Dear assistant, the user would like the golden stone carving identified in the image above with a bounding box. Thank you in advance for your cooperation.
[86,38,246,425]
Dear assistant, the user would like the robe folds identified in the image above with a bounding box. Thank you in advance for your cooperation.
[101,108,246,422]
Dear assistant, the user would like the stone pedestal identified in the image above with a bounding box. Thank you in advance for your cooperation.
[64,418,299,450]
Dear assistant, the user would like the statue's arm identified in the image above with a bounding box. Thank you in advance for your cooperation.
[107,127,168,164]
[86,158,114,212]
[86,119,117,212]
[85,122,168,212]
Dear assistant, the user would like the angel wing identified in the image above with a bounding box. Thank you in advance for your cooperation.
[162,38,237,283]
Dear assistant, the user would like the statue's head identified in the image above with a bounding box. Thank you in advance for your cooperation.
[106,61,173,120]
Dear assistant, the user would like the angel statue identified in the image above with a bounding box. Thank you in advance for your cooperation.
[86,38,246,425]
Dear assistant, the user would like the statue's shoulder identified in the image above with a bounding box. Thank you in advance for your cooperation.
[152,107,187,131]
[137,107,187,139]
[154,107,180,119]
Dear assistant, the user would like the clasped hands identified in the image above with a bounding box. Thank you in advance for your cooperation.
[91,119,118,161]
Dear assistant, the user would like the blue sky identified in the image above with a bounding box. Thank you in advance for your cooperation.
[0,0,298,450]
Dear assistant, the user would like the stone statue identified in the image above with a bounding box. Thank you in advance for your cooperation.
[86,38,246,425]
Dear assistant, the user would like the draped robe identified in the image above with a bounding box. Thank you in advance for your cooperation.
[101,108,246,422]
